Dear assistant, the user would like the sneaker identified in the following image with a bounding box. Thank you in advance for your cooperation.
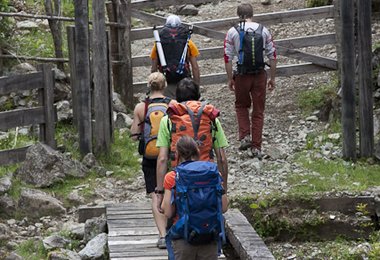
[239,136,251,151]
[250,148,263,160]
[156,237,166,249]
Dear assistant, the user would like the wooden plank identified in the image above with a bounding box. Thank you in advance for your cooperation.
[41,64,56,148]
[107,213,154,220]
[66,26,78,127]
[107,209,152,215]
[108,237,158,244]
[93,0,111,154]
[224,209,275,260]
[0,72,43,95]
[110,250,167,257]
[0,146,29,165]
[74,0,92,155]
[0,107,45,130]
[108,228,158,236]
[340,0,356,160]
[107,202,151,210]
[276,45,337,69]
[111,257,167,260]
[358,0,374,158]
[131,0,216,9]
[107,218,157,227]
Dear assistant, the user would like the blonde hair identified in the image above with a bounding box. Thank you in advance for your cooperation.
[148,72,166,91]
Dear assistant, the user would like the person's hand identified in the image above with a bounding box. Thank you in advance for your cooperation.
[156,193,164,213]
[228,79,235,91]
[267,79,275,91]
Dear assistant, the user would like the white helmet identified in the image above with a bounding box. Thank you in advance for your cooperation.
[165,15,181,27]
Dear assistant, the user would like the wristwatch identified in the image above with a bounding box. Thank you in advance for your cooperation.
[154,188,164,194]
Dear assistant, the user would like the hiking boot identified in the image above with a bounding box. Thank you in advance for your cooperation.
[239,136,251,151]
[249,148,263,160]
[156,237,166,249]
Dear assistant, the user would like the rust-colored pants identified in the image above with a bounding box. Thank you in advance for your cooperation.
[172,239,218,260]
[234,70,267,150]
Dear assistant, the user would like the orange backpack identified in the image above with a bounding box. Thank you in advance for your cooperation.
[167,101,220,168]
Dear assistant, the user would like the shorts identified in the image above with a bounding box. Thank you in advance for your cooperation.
[172,239,218,260]
[142,158,157,194]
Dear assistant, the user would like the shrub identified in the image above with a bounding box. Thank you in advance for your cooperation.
[306,0,333,8]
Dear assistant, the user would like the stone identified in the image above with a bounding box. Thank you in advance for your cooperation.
[112,92,127,113]
[261,0,271,5]
[374,140,380,160]
[43,234,71,250]
[327,133,340,140]
[54,83,71,102]
[0,173,12,194]
[56,100,72,122]
[4,252,23,260]
[16,20,38,29]
[67,190,85,206]
[82,153,99,169]
[266,145,287,160]
[52,68,67,82]
[0,194,16,217]
[18,188,66,219]
[177,4,199,15]
[306,115,318,121]
[84,216,107,243]
[0,223,9,240]
[78,233,108,260]
[62,222,85,240]
[48,249,81,260]
[374,109,380,136]
[114,112,133,129]
[16,143,88,188]
[10,63,36,75]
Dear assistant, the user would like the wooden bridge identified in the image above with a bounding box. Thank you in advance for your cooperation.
[99,202,275,260]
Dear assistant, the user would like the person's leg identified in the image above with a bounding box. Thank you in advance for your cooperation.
[172,239,197,260]
[195,241,218,260]
[250,70,267,150]
[142,160,167,242]
[234,74,252,140]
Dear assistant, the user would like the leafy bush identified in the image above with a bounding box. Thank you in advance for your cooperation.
[306,0,333,8]
[0,0,12,48]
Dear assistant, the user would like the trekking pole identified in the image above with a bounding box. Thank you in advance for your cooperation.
[176,24,193,75]
[153,25,167,68]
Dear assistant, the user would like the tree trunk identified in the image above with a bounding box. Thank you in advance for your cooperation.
[44,0,64,71]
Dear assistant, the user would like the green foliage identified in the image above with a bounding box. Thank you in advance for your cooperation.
[305,0,332,8]
[12,28,56,58]
[0,130,37,151]
[16,239,48,260]
[297,75,338,115]
[288,157,380,194]
[0,164,17,178]
[0,0,12,47]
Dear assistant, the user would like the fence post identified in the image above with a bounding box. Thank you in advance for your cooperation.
[74,0,92,155]
[107,30,115,142]
[340,0,356,160]
[118,0,134,109]
[92,0,111,154]
[41,64,56,148]
[358,0,373,158]
[67,26,78,128]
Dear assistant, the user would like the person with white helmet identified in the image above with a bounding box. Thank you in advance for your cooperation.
[150,15,200,99]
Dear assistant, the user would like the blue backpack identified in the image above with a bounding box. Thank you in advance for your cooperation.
[166,161,226,259]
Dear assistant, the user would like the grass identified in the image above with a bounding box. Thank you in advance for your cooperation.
[288,156,380,194]
[16,239,47,260]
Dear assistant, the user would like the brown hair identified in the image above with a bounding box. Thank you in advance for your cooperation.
[147,72,166,91]
[176,135,200,161]
[237,3,253,19]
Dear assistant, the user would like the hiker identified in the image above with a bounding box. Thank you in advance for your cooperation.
[150,14,200,99]
[162,135,228,260]
[154,77,229,213]
[224,3,277,159]
[130,72,175,249]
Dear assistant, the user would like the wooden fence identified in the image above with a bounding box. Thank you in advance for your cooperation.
[0,64,55,165]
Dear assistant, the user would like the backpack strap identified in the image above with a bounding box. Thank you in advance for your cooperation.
[184,102,207,141]
[138,98,150,133]
[236,21,245,65]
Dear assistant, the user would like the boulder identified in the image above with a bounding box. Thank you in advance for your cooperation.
[56,100,73,122]
[52,68,68,82]
[84,216,107,243]
[67,190,85,206]
[375,140,380,161]
[4,252,23,260]
[0,194,16,217]
[374,109,380,137]
[266,145,288,160]
[0,223,9,240]
[16,143,88,188]
[78,233,108,260]
[62,222,85,240]
[16,20,38,29]
[177,4,199,15]
[0,173,12,194]
[114,112,133,129]
[54,83,71,102]
[43,234,71,250]
[48,249,81,260]
[18,188,66,219]
[112,92,128,113]
[10,63,36,75]
[82,153,99,169]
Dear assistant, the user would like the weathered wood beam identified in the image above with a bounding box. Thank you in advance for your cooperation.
[0,72,43,95]
[0,107,45,130]
[130,0,217,9]
[0,146,29,166]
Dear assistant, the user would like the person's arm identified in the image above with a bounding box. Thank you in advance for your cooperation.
[189,56,200,85]
[222,194,228,213]
[162,189,175,218]
[267,58,276,91]
[224,62,234,91]
[215,148,228,192]
[130,103,144,141]
[151,58,159,73]
[264,26,276,91]
[156,146,169,213]
[224,29,236,91]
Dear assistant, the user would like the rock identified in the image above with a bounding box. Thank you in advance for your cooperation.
[18,188,66,219]
[48,249,81,260]
[0,173,12,194]
[10,63,36,75]
[84,216,107,243]
[16,143,88,188]
[16,20,38,29]
[82,153,99,169]
[56,100,73,122]
[114,112,133,129]
[78,233,108,260]
[63,222,85,240]
[266,145,287,160]
[4,252,23,260]
[43,234,71,250]
[261,0,271,5]
[0,194,16,217]
[52,68,67,82]
[375,140,380,160]
[177,4,199,15]
[54,83,71,102]
[0,96,9,107]
[112,92,127,113]
[67,190,85,206]
[0,223,9,240]
[327,133,340,140]
[374,109,380,136]
[306,115,318,121]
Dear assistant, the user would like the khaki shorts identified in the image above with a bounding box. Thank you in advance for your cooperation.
[172,239,218,260]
